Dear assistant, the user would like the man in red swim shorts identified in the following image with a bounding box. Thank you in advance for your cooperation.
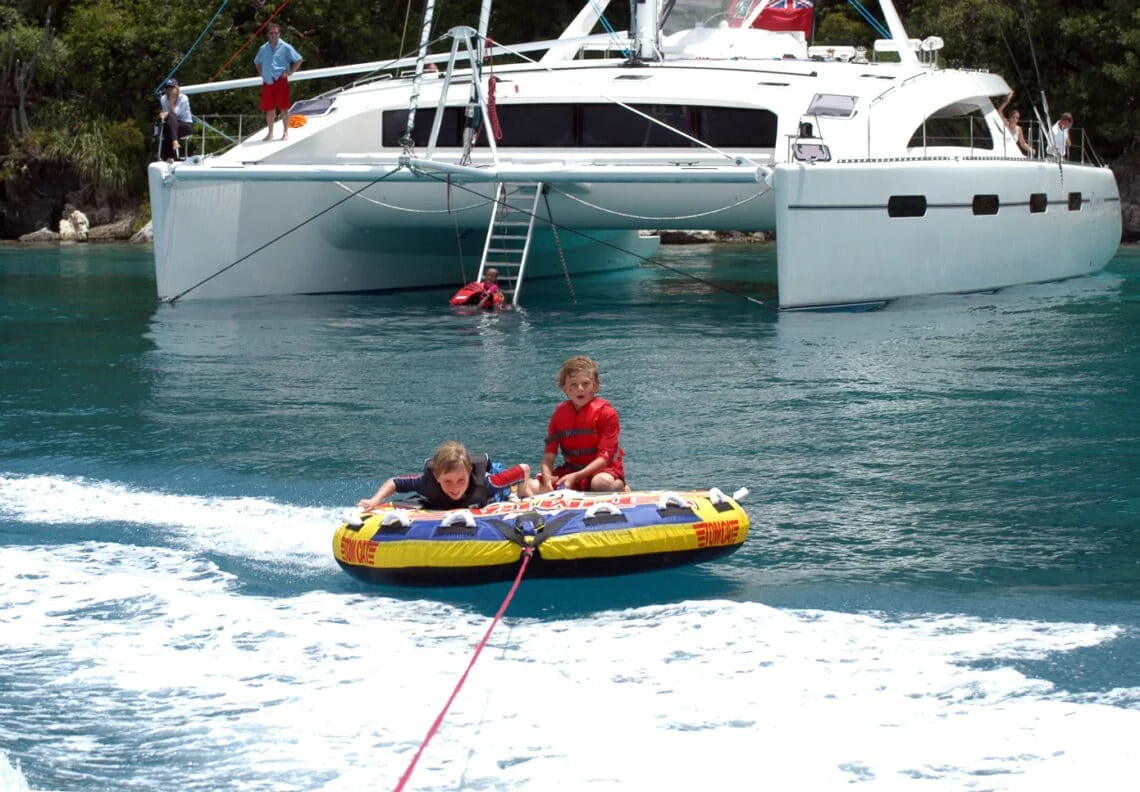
[253,23,303,141]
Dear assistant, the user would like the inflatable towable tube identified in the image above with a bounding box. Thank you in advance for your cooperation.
[333,488,750,586]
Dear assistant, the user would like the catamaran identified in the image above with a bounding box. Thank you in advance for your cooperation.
[148,0,1121,308]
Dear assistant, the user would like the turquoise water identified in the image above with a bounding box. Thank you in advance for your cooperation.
[2,242,1140,790]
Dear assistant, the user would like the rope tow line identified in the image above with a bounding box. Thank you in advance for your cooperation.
[409,169,776,311]
[393,546,535,792]
[210,0,295,82]
[163,167,403,303]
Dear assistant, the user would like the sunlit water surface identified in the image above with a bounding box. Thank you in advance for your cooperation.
[2,242,1140,791]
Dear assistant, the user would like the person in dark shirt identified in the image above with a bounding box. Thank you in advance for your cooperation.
[357,441,538,510]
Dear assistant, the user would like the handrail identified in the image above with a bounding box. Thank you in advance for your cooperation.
[177,31,634,96]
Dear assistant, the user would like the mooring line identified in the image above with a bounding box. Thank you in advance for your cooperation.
[393,546,535,792]
[411,169,776,311]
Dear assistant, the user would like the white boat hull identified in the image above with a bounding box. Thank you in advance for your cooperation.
[774,159,1121,308]
[148,0,1123,308]
[148,164,660,300]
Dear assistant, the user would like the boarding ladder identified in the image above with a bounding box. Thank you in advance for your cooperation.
[477,183,544,306]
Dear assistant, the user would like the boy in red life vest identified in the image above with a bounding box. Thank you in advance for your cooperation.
[539,355,628,493]
[357,441,539,511]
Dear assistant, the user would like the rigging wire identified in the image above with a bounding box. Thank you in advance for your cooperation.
[1013,0,1053,155]
[846,0,891,40]
[1015,0,1044,94]
[460,31,752,167]
[209,0,296,82]
[398,0,416,65]
[156,0,232,96]
[407,168,775,311]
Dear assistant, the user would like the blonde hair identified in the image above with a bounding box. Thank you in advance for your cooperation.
[557,355,600,387]
[431,441,472,474]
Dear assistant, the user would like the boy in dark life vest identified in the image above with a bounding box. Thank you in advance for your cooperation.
[357,441,539,511]
[539,355,628,493]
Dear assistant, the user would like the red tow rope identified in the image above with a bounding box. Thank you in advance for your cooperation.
[393,547,535,792]
[210,0,295,81]
[485,38,503,141]
[487,77,503,141]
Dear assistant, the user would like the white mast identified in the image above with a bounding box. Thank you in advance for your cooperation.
[631,0,662,61]
[878,0,919,66]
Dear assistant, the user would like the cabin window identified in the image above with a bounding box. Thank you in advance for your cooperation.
[496,105,575,147]
[700,107,778,148]
[907,108,993,150]
[582,104,693,147]
[1029,193,1047,213]
[381,108,461,147]
[806,94,858,118]
[1068,192,1082,211]
[793,143,830,162]
[972,195,999,215]
[380,104,778,148]
[888,195,927,217]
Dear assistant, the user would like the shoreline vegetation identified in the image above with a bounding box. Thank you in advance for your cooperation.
[1,0,1138,243]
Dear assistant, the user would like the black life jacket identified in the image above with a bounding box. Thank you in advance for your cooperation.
[418,453,491,509]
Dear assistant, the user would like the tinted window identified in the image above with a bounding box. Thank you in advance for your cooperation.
[381,104,778,148]
[702,107,778,148]
[290,98,335,116]
[972,195,999,215]
[382,108,462,147]
[1068,192,1083,211]
[581,104,693,147]
[1030,193,1047,213]
[888,195,927,217]
[496,104,575,147]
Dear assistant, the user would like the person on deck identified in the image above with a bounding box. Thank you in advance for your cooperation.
[254,23,303,142]
[158,78,193,162]
[996,91,1031,155]
[357,441,539,511]
[1047,112,1073,159]
[539,355,628,493]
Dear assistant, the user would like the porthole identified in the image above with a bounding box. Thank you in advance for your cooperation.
[972,195,999,215]
[887,195,927,218]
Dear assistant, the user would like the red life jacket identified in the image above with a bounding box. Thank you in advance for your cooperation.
[546,398,622,471]
[449,282,505,311]
[449,282,486,307]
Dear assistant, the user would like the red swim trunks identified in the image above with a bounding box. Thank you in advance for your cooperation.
[260,78,291,112]
[554,462,626,491]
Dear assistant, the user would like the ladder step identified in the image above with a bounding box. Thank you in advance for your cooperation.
[482,181,545,308]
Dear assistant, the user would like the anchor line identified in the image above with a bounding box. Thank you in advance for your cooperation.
[393,546,536,792]
[412,170,777,310]
[544,189,576,305]
[163,167,405,303]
